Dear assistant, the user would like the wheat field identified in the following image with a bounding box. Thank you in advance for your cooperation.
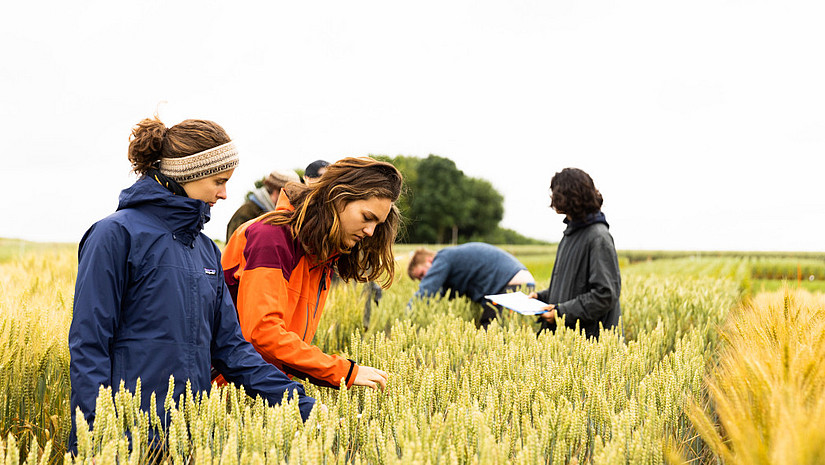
[1,244,823,464]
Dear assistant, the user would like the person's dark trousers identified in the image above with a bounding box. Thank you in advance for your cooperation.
[361,281,382,330]
[480,283,535,328]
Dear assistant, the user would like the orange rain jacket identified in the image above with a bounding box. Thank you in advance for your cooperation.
[221,196,359,388]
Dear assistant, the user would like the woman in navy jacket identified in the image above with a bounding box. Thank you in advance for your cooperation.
[69,116,315,452]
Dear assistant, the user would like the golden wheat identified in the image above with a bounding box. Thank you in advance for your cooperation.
[1,245,790,464]
[685,288,825,465]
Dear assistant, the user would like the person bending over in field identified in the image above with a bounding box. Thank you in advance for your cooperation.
[69,116,315,454]
[407,243,536,327]
[529,168,622,340]
[221,157,402,391]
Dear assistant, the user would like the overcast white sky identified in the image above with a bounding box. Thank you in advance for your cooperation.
[1,1,823,251]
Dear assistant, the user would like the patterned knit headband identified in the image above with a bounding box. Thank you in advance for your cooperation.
[159,142,239,183]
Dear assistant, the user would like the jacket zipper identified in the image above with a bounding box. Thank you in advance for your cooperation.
[315,266,328,320]
[303,265,328,341]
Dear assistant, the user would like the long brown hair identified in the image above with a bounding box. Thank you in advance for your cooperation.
[127,116,231,174]
[261,157,403,287]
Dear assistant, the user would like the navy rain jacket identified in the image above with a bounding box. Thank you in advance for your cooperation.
[69,176,314,450]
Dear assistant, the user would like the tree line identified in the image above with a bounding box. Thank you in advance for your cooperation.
[372,154,547,245]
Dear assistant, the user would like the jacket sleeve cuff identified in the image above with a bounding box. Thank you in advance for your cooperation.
[345,359,359,388]
[536,288,550,303]
[298,395,316,422]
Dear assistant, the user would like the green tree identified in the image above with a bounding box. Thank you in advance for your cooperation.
[370,154,541,244]
[407,155,468,243]
[458,177,504,240]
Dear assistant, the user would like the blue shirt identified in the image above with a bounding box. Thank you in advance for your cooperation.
[410,243,527,305]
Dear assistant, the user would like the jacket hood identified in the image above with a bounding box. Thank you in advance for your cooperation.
[562,211,608,236]
[247,192,267,210]
[118,176,211,243]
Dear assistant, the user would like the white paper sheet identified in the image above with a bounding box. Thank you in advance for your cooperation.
[484,292,550,315]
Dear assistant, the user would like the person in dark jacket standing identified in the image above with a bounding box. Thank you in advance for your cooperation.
[69,116,315,454]
[529,168,621,340]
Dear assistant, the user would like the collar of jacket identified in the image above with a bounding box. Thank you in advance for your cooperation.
[117,176,211,245]
[274,188,294,212]
[308,254,339,272]
[562,211,608,236]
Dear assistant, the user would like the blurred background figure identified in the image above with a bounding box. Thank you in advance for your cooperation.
[303,159,330,186]
[407,243,535,328]
[226,169,300,242]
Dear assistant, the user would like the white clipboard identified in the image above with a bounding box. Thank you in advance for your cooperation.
[485,292,549,315]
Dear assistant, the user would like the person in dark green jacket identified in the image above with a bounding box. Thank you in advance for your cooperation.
[225,169,300,241]
[530,168,622,340]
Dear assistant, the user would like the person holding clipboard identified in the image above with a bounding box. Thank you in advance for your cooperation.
[528,168,622,340]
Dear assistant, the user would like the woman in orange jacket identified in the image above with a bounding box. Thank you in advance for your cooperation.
[221,157,402,390]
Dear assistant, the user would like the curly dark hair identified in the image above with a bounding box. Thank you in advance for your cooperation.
[549,168,603,221]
